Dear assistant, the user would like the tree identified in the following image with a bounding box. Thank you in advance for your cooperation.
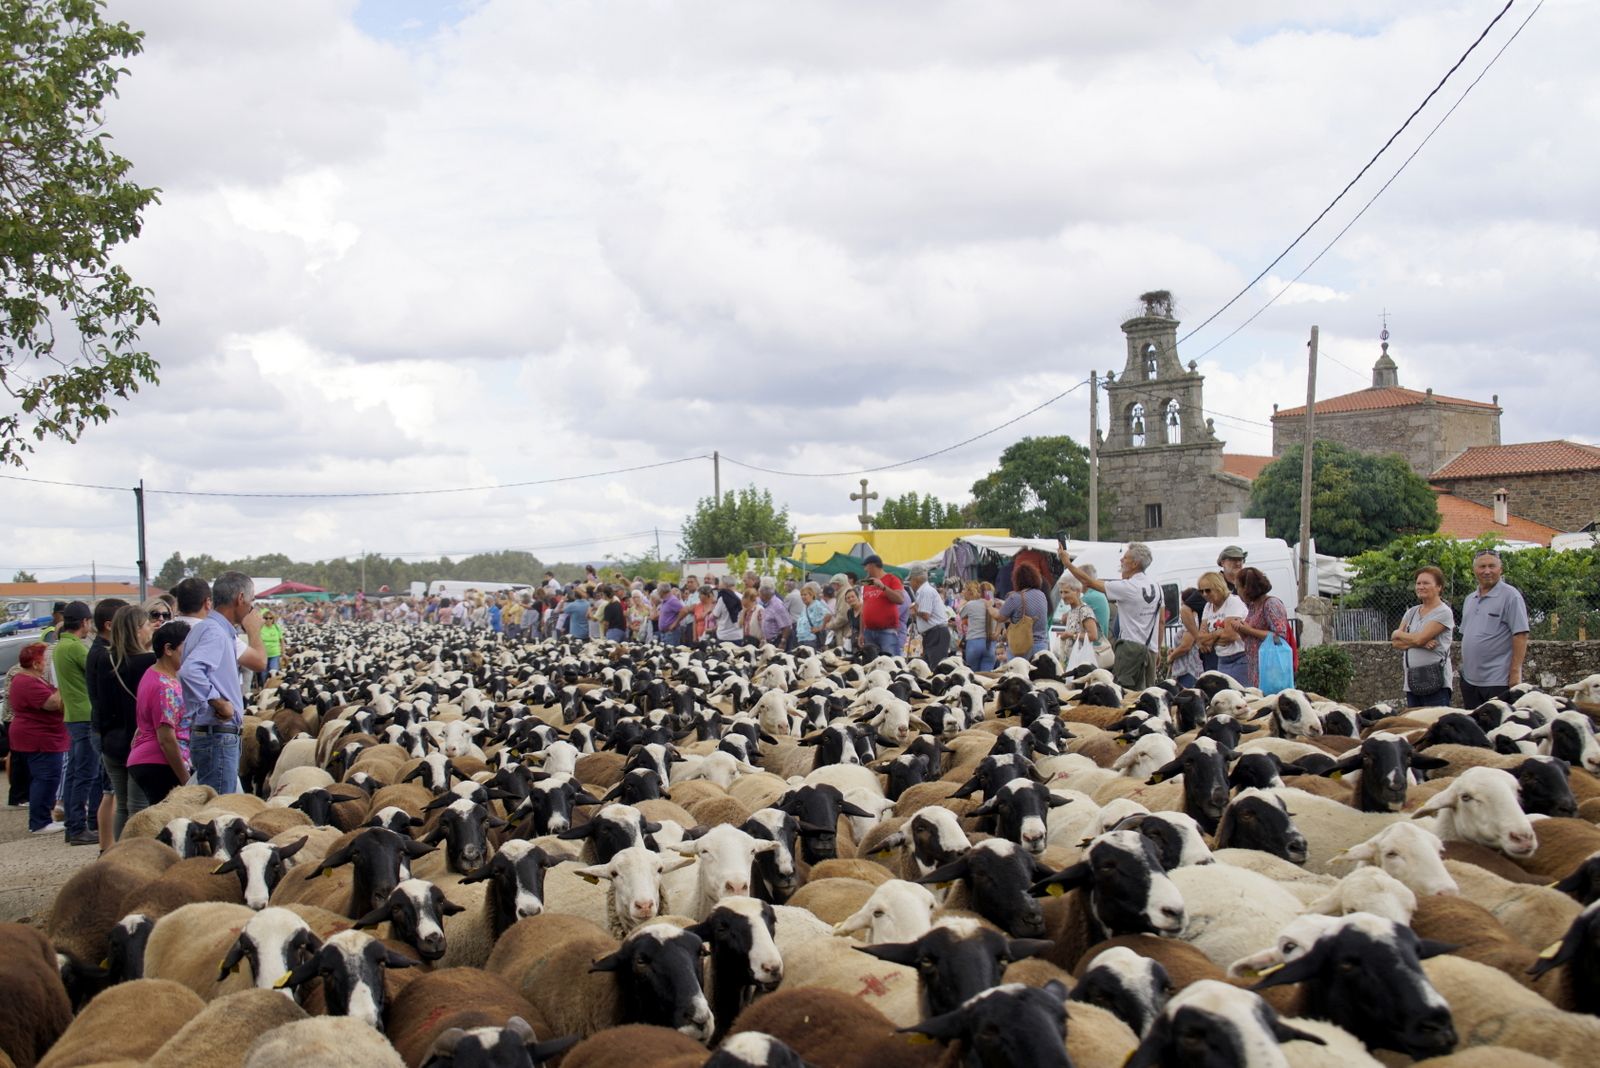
[153,552,185,588]
[1,0,161,465]
[969,435,1113,539]
[874,491,969,530]
[1249,441,1439,558]
[679,485,794,560]
[11,570,37,582]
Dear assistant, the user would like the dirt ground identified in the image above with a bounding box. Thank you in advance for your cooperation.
[0,768,98,928]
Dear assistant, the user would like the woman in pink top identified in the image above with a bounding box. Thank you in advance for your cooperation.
[126,621,192,807]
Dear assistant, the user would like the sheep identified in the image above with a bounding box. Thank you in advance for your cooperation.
[1514,816,1600,880]
[351,879,464,963]
[275,928,420,1030]
[1253,788,1409,873]
[249,805,316,840]
[384,967,566,1068]
[0,924,74,1068]
[1527,898,1600,1014]
[486,914,713,1043]
[1303,868,1417,925]
[242,1015,407,1068]
[1068,943,1172,1037]
[1328,821,1460,897]
[37,978,206,1067]
[1030,831,1187,971]
[144,987,310,1068]
[1111,733,1178,780]
[141,901,261,999]
[438,840,570,968]
[46,836,179,967]
[723,987,942,1068]
[833,880,939,944]
[787,878,878,926]
[542,842,694,938]
[1167,863,1307,968]
[217,906,337,997]
[268,739,324,792]
[118,855,248,920]
[215,837,312,910]
[1421,954,1600,1067]
[559,1024,709,1068]
[1122,980,1338,1068]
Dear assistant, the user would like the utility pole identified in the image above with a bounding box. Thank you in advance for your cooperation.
[1297,326,1319,603]
[654,527,661,559]
[1088,371,1100,541]
[360,551,366,596]
[135,479,148,600]
[712,451,721,502]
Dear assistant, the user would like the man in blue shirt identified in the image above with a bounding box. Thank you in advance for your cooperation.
[1459,549,1529,708]
[179,572,263,794]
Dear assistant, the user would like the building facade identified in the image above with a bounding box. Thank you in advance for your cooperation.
[1269,337,1502,478]
[1096,293,1253,540]
[1430,441,1600,533]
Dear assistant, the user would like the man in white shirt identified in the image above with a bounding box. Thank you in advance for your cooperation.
[1061,543,1161,686]
[907,565,952,665]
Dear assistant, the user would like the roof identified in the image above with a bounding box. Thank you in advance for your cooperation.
[0,582,155,600]
[1221,453,1275,481]
[1433,491,1560,546]
[1432,440,1600,480]
[1274,386,1499,419]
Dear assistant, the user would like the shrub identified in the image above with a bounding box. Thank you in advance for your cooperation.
[1297,644,1355,702]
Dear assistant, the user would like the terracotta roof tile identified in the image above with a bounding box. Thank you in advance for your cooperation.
[0,582,153,599]
[1221,453,1275,481]
[1432,491,1560,546]
[1432,440,1600,480]
[1274,386,1498,419]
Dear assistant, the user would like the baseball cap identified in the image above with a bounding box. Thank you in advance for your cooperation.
[61,600,92,625]
[1217,545,1248,563]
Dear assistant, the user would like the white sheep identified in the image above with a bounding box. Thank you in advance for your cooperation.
[243,1015,405,1068]
[1410,766,1537,858]
[542,843,694,938]
[1304,867,1417,925]
[661,823,780,922]
[1112,734,1178,780]
[1328,822,1459,898]
[832,880,938,944]
[1169,863,1306,968]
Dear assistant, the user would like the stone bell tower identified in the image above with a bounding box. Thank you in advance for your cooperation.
[1097,290,1252,539]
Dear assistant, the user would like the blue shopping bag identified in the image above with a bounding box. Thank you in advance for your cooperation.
[1259,634,1295,695]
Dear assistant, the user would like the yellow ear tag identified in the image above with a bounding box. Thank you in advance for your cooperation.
[99,958,110,970]
[935,881,955,891]
[1255,962,1285,977]
[873,848,894,859]
[322,869,333,879]
[1114,738,1129,747]
[212,865,227,876]
[1149,774,1163,784]
[273,971,294,989]
[1330,771,1343,781]
[904,1033,936,1046]
[1539,941,1563,960]
[581,874,601,885]
[1046,883,1066,897]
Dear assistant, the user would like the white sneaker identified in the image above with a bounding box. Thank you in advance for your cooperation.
[32,821,66,834]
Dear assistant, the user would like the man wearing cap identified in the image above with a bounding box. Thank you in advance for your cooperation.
[859,556,907,656]
[1459,549,1529,708]
[1217,545,1247,594]
[907,566,952,665]
[54,601,100,845]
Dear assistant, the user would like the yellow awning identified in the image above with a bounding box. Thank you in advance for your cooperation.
[789,529,1010,568]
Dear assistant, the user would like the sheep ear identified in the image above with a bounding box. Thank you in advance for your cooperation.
[1416,938,1459,960]
[277,836,308,860]
[1410,754,1451,772]
[1321,751,1363,777]
[856,941,917,966]
[403,838,437,857]
[950,775,982,799]
[1529,927,1585,978]
[575,863,612,885]
[967,797,997,817]
[898,1009,967,1042]
[589,950,624,973]
[915,856,970,887]
[1004,938,1053,962]
[1330,842,1375,866]
[212,855,241,876]
[353,902,392,929]
[217,937,248,980]
[1411,790,1458,818]
[459,864,491,884]
[1272,1019,1327,1047]
[528,1034,581,1060]
[834,910,870,935]
[319,843,355,872]
[384,947,420,970]
[274,956,320,990]
[1031,861,1090,898]
[1046,793,1072,809]
[438,897,467,916]
[1147,757,1184,785]
[1250,942,1328,989]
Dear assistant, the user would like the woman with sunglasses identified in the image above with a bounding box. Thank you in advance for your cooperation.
[90,602,162,832]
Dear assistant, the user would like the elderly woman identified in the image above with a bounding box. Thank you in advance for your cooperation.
[627,590,654,643]
[9,643,69,833]
[1215,567,1292,690]
[1050,574,1104,665]
[1195,571,1249,684]
[1391,565,1454,708]
[956,581,996,671]
[1061,543,1162,688]
[794,582,828,650]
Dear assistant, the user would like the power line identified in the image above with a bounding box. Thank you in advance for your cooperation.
[1185,0,1543,364]
[722,377,1092,478]
[1177,0,1518,347]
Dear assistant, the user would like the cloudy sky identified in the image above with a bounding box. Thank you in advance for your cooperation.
[3,0,1595,579]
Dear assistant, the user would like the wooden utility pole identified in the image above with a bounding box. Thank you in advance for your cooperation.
[1298,326,1319,602]
[135,479,148,600]
[1088,371,1100,541]
[712,451,721,501]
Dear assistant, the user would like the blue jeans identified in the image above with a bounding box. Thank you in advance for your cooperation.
[1216,653,1249,683]
[1407,687,1452,708]
[605,628,626,642]
[64,721,99,835]
[21,751,65,831]
[191,730,240,794]
[964,637,996,672]
[863,628,903,656]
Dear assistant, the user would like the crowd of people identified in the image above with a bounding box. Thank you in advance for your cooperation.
[1,545,1531,837]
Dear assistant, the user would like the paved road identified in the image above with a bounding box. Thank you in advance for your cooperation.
[0,768,98,928]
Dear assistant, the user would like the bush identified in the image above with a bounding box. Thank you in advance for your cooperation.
[1297,644,1355,701]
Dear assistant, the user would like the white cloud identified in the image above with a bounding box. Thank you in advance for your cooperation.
[3,0,1597,577]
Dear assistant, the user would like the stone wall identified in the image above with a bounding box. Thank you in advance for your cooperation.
[1271,401,1499,478]
[1098,441,1251,540]
[1333,639,1600,708]
[1432,471,1600,533]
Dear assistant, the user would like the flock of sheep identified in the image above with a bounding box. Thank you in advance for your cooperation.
[6,620,1600,1068]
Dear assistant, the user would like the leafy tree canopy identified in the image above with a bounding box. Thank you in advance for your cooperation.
[679,485,794,560]
[1,0,161,464]
[969,435,1112,539]
[11,570,38,583]
[873,491,969,530]
[1249,441,1439,557]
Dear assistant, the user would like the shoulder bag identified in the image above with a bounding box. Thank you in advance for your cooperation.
[1005,591,1038,659]
[1112,585,1161,689]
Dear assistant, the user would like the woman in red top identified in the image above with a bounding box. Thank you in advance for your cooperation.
[8,643,69,833]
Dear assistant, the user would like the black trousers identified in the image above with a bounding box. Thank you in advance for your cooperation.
[920,624,952,665]
[1459,680,1509,710]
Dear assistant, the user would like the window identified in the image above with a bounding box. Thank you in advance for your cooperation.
[1143,343,1158,379]
[1144,503,1163,529]
[1164,399,1181,444]
[1129,403,1146,447]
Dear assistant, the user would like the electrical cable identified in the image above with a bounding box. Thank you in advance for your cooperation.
[1176,0,1518,347]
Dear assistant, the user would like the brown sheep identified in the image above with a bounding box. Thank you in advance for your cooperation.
[684,794,755,829]
[46,837,179,966]
[36,979,205,1068]
[248,807,315,840]
[664,780,727,811]
[559,1025,706,1068]
[0,925,74,1068]
[119,856,248,921]
[726,987,947,1068]
[145,988,308,1068]
[806,858,894,886]
[574,752,626,790]
[1515,817,1600,880]
[385,967,558,1068]
[786,878,877,925]
[365,783,433,824]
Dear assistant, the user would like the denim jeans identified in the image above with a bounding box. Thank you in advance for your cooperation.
[604,628,626,642]
[64,721,99,835]
[963,637,996,672]
[22,750,65,831]
[1406,687,1453,708]
[863,628,904,656]
[1216,653,1249,684]
[191,730,240,794]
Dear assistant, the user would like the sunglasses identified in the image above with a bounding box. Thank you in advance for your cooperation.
[149,611,172,621]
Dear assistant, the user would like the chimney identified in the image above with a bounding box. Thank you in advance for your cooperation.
[1493,487,1509,526]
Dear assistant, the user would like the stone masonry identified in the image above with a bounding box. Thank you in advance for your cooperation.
[1335,639,1600,709]
[1430,471,1600,533]
[1271,392,1501,479]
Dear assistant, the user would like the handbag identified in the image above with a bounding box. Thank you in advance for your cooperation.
[1259,634,1296,695]
[1006,616,1035,659]
[1112,593,1162,689]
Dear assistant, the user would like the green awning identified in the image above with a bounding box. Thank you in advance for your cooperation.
[782,552,922,581]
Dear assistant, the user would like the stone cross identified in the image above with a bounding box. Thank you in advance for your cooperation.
[850,479,878,530]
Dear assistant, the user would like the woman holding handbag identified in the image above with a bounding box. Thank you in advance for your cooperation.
[1051,575,1109,668]
[1391,565,1454,707]
[1217,567,1293,691]
[994,562,1050,660]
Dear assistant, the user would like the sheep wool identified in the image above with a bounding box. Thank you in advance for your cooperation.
[37,979,205,1068]
[145,988,308,1068]
[242,1017,405,1068]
